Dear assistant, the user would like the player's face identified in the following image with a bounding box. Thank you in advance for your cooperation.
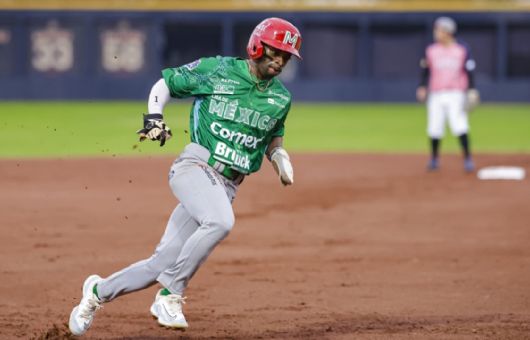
[434,27,450,43]
[256,44,292,79]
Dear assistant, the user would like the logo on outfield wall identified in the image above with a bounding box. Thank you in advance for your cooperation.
[101,21,146,73]
[31,20,74,72]
[0,28,11,44]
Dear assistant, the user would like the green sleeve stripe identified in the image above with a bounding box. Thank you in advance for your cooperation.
[192,97,203,143]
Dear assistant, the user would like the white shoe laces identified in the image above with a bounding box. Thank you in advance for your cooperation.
[164,295,186,315]
[79,297,103,320]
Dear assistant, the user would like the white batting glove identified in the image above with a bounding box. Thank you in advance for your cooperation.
[465,89,480,112]
[270,147,294,186]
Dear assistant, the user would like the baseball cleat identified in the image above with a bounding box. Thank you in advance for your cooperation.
[427,158,439,171]
[464,158,475,172]
[151,290,188,329]
[150,288,164,319]
[69,275,103,336]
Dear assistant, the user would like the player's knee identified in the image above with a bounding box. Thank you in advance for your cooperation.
[452,128,468,137]
[428,128,443,139]
[145,254,170,276]
[209,213,235,237]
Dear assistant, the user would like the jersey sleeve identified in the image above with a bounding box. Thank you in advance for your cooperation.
[461,42,476,89]
[270,101,291,138]
[161,57,220,99]
[419,48,430,87]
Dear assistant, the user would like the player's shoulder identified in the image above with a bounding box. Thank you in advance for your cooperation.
[425,43,438,58]
[177,55,233,73]
[184,56,221,70]
[200,56,248,75]
[455,39,472,53]
[426,42,440,53]
[202,55,242,68]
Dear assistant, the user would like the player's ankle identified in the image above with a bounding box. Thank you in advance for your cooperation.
[93,284,100,300]
[160,288,171,296]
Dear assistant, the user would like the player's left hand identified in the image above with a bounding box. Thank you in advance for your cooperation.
[416,86,428,102]
[271,147,294,186]
[465,89,480,112]
[137,113,172,147]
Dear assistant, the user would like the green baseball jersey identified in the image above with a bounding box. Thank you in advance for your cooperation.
[162,56,291,175]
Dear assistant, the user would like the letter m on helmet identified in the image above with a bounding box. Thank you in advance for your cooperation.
[283,31,299,48]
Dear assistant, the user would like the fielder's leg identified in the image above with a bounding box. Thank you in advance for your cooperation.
[429,138,441,170]
[427,92,446,170]
[458,133,474,172]
[447,91,474,172]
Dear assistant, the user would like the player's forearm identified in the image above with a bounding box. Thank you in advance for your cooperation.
[419,67,430,88]
[148,78,171,114]
[138,78,173,147]
[418,58,430,88]
[465,58,476,89]
[466,69,476,89]
[266,137,284,160]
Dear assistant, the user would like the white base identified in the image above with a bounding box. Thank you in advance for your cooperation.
[477,166,526,180]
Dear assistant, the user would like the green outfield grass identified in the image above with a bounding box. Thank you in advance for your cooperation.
[0,101,528,158]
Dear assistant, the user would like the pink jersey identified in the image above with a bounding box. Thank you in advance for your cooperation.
[426,42,470,92]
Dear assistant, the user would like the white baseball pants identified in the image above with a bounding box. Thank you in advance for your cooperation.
[427,90,469,138]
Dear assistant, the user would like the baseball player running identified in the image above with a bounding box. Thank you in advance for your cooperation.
[416,17,480,172]
[69,17,301,336]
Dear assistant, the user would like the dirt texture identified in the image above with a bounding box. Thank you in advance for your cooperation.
[1,154,529,339]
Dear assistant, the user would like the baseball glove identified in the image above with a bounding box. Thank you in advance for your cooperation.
[465,89,480,112]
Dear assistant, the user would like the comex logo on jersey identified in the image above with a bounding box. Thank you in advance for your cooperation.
[210,122,264,149]
[209,122,261,171]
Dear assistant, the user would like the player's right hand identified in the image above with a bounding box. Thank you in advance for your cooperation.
[137,113,172,147]
[416,86,428,102]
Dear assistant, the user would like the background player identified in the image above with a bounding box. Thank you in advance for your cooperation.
[416,16,480,172]
[68,17,301,336]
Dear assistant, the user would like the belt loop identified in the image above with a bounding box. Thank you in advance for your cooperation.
[207,157,225,174]
[215,160,225,173]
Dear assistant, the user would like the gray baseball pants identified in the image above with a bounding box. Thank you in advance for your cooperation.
[97,143,241,300]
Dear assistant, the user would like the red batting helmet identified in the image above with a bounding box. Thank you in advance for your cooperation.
[247,17,302,60]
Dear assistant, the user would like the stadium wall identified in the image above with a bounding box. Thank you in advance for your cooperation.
[0,10,529,102]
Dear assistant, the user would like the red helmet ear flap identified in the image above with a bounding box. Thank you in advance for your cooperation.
[247,34,264,60]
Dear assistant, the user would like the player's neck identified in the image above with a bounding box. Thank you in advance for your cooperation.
[246,59,269,81]
[246,59,274,92]
[440,38,455,47]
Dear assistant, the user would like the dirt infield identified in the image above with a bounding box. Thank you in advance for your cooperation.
[1,153,529,339]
